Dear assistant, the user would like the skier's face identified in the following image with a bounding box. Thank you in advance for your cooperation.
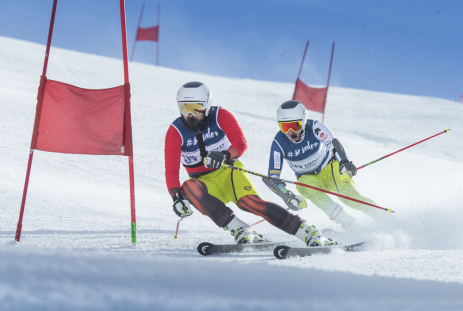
[286,129,302,141]
[184,112,205,131]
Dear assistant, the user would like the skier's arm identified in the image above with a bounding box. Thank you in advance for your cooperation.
[165,126,194,218]
[262,140,307,211]
[205,108,248,169]
[332,138,357,177]
[165,125,183,197]
[267,139,284,178]
[313,121,357,177]
[216,108,247,159]
[312,121,336,157]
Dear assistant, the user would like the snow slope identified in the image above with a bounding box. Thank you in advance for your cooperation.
[1,35,463,310]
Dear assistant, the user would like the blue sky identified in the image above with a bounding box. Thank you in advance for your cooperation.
[1,0,461,100]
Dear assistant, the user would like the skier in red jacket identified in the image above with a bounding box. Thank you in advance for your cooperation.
[164,81,337,246]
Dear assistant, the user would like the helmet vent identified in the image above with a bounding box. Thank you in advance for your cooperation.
[183,81,204,88]
[281,100,300,109]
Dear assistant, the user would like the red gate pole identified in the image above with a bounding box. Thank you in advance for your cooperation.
[15,150,34,242]
[322,42,335,123]
[292,41,309,101]
[296,41,309,80]
[16,0,58,242]
[156,4,160,66]
[130,2,145,61]
[120,0,137,246]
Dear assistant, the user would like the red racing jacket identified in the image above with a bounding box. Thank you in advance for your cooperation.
[164,106,247,196]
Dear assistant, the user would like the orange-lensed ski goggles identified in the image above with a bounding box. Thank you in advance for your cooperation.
[278,120,303,133]
[178,102,205,116]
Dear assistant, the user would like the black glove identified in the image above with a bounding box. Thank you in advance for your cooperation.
[339,159,357,177]
[172,191,193,217]
[204,150,231,169]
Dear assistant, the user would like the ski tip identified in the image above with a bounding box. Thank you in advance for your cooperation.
[274,245,290,260]
[343,241,366,251]
[197,242,214,256]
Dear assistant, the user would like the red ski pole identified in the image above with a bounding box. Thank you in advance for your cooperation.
[222,164,394,213]
[357,129,450,170]
[251,219,266,227]
[249,129,450,226]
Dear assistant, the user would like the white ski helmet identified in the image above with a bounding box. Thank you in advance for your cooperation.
[176,81,212,116]
[277,100,308,130]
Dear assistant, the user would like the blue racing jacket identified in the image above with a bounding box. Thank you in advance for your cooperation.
[267,120,339,178]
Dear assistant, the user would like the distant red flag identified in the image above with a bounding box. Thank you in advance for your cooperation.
[292,78,327,114]
[136,26,158,42]
[31,78,133,156]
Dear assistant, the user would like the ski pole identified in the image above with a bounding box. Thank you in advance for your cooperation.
[251,219,266,227]
[174,217,184,239]
[357,129,450,170]
[222,163,394,213]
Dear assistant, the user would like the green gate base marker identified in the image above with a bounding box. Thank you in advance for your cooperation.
[131,222,137,244]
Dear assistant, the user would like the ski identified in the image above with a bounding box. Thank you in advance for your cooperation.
[197,241,287,256]
[273,241,365,260]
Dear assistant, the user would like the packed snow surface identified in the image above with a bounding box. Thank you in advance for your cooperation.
[1,36,463,310]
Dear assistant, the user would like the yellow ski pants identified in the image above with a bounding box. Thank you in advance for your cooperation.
[296,160,379,218]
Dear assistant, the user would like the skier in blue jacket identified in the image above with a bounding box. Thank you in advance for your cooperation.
[263,100,383,232]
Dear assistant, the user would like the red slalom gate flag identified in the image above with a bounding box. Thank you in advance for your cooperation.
[292,78,328,114]
[31,78,133,156]
[136,25,159,42]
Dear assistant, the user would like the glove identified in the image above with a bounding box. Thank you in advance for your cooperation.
[281,191,308,211]
[172,191,193,217]
[204,150,230,169]
[339,159,357,178]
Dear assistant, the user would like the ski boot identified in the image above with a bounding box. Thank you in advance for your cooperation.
[224,216,267,244]
[326,203,358,231]
[295,220,338,247]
